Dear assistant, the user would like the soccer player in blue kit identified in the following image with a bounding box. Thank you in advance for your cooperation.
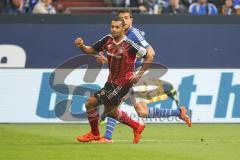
[96,10,191,143]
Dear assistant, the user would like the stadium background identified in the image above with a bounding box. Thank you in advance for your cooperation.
[0,1,240,159]
[0,15,239,123]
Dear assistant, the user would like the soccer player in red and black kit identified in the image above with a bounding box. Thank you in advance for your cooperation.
[74,17,154,144]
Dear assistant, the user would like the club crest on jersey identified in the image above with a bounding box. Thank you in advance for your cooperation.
[107,44,112,49]
[119,47,124,54]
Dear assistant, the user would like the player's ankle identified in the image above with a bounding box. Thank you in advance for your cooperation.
[92,132,100,136]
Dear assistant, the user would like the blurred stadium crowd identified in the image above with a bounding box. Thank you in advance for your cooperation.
[0,0,239,15]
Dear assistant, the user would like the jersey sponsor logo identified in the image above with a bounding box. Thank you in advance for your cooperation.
[106,51,122,58]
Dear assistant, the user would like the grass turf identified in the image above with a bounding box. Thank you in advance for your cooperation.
[0,124,240,160]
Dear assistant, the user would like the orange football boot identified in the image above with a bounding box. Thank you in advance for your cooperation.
[179,107,192,127]
[76,132,100,143]
[133,124,145,144]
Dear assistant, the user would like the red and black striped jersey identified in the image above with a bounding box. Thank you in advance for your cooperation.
[93,34,147,86]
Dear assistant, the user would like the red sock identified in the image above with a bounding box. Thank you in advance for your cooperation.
[87,108,99,136]
[115,109,139,130]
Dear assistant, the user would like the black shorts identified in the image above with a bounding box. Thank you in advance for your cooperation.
[94,82,130,106]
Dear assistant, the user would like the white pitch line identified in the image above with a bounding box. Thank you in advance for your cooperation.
[113,139,240,143]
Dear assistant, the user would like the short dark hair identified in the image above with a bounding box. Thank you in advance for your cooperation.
[111,17,125,26]
[117,9,133,18]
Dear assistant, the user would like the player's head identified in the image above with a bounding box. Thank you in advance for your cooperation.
[117,10,133,31]
[198,0,207,5]
[42,0,53,5]
[11,0,23,8]
[225,0,233,7]
[111,17,125,39]
[170,0,180,7]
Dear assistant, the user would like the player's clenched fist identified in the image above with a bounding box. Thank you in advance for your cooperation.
[75,37,84,48]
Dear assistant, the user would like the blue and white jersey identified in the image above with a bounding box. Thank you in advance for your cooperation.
[126,26,150,49]
[189,3,218,15]
[234,0,240,9]
[126,26,151,69]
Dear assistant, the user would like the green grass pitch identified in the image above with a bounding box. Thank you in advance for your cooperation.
[0,124,240,160]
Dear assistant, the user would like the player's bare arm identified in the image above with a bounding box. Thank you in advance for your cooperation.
[74,37,98,55]
[146,46,155,57]
[131,49,154,84]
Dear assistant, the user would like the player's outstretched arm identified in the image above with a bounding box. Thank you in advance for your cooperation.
[74,37,97,55]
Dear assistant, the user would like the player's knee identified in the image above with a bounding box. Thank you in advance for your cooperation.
[105,107,118,118]
[85,97,98,110]
[107,112,116,118]
[136,110,148,118]
[134,102,148,118]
